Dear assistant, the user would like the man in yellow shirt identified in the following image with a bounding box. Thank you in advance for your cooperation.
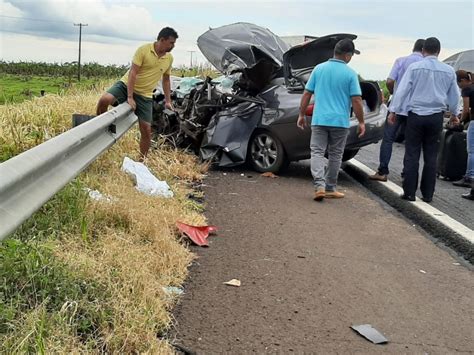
[96,27,178,160]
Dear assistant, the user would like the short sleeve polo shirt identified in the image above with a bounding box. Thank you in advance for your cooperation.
[305,59,361,128]
[121,43,173,98]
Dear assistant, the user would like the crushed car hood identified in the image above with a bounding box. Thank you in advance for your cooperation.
[283,33,357,85]
[197,22,290,74]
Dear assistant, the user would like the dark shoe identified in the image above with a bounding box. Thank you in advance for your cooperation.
[369,172,387,182]
[452,177,472,188]
[400,194,415,201]
[421,196,432,203]
[461,189,474,200]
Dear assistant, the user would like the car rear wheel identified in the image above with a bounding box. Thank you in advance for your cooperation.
[248,131,288,173]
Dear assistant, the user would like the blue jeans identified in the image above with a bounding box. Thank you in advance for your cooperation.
[467,121,474,179]
[377,114,407,175]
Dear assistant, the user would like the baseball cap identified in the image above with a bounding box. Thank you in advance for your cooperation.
[335,38,360,55]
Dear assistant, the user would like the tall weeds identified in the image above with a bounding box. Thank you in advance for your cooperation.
[0,83,206,352]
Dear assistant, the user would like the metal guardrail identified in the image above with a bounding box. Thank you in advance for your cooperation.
[0,103,137,240]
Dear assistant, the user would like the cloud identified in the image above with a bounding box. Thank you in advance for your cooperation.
[1,0,472,79]
[1,0,164,42]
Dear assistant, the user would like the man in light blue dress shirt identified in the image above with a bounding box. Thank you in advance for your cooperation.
[388,37,460,202]
[369,39,425,182]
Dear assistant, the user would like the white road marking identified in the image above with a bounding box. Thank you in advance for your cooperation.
[348,159,474,244]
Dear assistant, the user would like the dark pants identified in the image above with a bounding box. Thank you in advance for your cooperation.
[377,114,407,175]
[402,111,443,199]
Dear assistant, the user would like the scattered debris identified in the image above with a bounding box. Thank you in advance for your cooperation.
[224,279,241,287]
[261,172,278,178]
[351,324,388,344]
[419,270,427,274]
[176,222,218,247]
[186,193,205,204]
[297,255,306,259]
[452,262,461,266]
[83,188,115,203]
[162,286,184,296]
[122,157,173,197]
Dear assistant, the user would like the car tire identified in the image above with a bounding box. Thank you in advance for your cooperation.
[342,148,360,161]
[248,130,288,173]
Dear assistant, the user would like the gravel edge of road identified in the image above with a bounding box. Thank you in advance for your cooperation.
[343,161,474,264]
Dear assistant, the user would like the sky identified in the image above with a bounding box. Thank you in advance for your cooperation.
[0,0,472,80]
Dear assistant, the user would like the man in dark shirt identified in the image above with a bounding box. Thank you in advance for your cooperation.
[451,70,474,199]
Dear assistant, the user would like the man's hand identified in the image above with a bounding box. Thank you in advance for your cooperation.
[357,122,366,138]
[387,112,397,125]
[297,114,307,130]
[127,97,137,111]
[449,115,460,125]
[165,101,174,111]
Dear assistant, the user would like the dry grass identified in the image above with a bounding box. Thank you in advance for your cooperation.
[0,83,208,352]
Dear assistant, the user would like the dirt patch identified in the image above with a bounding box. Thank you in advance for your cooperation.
[169,163,474,354]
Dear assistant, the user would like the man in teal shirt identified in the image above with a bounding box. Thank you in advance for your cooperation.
[297,38,365,201]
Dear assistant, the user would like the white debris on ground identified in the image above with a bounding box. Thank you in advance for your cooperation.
[121,157,173,198]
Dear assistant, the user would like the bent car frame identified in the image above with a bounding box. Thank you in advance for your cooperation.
[152,22,387,172]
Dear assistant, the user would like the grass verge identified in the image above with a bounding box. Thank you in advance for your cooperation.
[0,84,207,352]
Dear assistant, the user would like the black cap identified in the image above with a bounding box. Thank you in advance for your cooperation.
[335,38,360,55]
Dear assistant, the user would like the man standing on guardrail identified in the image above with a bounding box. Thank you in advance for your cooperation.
[96,27,178,160]
[388,37,459,203]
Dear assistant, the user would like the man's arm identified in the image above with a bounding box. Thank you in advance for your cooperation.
[351,96,365,137]
[460,97,470,123]
[127,63,141,110]
[386,58,401,95]
[162,73,173,110]
[389,66,413,115]
[297,90,312,129]
[446,73,460,116]
[386,78,395,95]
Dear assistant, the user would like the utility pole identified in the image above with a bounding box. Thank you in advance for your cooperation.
[74,23,88,81]
[187,50,196,68]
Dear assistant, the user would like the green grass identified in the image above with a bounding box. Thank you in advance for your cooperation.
[0,181,113,352]
[11,180,89,242]
[0,74,105,104]
[0,239,113,352]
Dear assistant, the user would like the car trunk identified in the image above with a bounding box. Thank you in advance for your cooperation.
[283,33,357,89]
[282,33,381,114]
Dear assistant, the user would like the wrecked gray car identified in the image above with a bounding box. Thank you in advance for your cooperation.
[152,22,387,173]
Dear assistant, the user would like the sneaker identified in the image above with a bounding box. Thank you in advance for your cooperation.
[314,188,325,201]
[453,177,472,188]
[369,172,387,182]
[461,189,474,200]
[325,190,345,199]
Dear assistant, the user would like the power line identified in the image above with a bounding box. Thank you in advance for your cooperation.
[0,14,72,24]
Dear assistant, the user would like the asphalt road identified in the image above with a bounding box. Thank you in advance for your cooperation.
[355,141,474,231]
[170,164,474,354]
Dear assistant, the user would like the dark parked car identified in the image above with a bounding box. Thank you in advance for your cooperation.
[152,22,387,173]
